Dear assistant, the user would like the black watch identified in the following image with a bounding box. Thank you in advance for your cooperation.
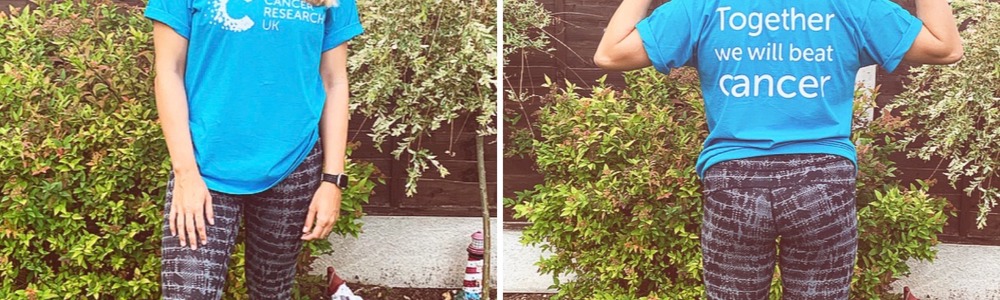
[321,173,349,189]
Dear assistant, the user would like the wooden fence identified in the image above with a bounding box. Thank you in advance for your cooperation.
[504,0,999,245]
[2,0,497,218]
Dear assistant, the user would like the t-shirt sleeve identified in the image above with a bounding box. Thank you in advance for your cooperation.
[635,0,699,74]
[322,0,365,52]
[144,0,193,39]
[858,0,923,72]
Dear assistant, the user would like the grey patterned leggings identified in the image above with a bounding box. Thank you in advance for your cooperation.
[701,154,857,299]
[161,143,322,299]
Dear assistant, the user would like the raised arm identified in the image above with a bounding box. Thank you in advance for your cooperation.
[593,0,654,71]
[904,0,963,64]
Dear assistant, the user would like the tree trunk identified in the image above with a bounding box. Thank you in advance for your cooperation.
[476,134,492,300]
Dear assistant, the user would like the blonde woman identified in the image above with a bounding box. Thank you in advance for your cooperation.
[146,0,361,297]
[595,0,961,298]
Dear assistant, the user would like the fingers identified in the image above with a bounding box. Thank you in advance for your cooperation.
[176,212,187,248]
[303,216,329,241]
[301,206,318,240]
[320,211,339,238]
[195,208,207,246]
[185,212,198,250]
[169,174,214,250]
[168,206,178,237]
[205,193,215,226]
[304,188,343,240]
[306,211,339,241]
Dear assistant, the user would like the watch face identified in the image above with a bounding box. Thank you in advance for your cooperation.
[324,174,348,189]
[337,175,349,188]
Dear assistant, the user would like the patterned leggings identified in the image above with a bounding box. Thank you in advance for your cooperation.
[700,154,857,299]
[161,143,321,300]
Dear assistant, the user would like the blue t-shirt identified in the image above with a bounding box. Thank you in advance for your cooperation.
[636,0,921,177]
[145,0,363,194]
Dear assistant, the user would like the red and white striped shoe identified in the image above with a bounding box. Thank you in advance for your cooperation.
[326,267,362,300]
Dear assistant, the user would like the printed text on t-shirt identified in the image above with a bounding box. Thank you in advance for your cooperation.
[712,6,836,99]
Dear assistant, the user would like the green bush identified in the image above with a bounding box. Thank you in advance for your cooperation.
[350,0,497,196]
[509,69,708,299]
[850,87,952,298]
[853,183,949,298]
[507,68,950,299]
[0,1,377,298]
[890,0,1000,228]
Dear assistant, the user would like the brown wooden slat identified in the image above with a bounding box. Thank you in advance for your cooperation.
[399,179,498,212]
[365,205,498,217]
[418,132,499,163]
[434,160,499,183]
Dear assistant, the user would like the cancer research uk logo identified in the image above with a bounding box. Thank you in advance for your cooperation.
[211,0,254,32]
[208,0,338,32]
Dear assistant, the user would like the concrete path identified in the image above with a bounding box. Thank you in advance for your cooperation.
[890,243,1000,299]
[311,216,498,288]
[504,228,1000,298]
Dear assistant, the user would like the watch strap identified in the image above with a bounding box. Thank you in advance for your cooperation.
[321,173,349,189]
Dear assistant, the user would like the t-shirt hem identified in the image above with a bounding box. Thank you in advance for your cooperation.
[144,8,191,40]
[201,133,320,195]
[322,23,364,52]
[696,144,858,178]
[882,18,924,72]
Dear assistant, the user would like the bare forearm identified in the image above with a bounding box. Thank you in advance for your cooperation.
[155,74,198,175]
[320,83,349,174]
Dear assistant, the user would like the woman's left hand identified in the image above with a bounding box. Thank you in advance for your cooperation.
[301,182,343,240]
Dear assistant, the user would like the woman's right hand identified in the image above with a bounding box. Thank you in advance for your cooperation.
[169,171,214,250]
[153,21,209,250]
